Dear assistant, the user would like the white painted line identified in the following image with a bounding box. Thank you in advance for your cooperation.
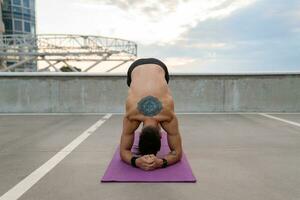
[259,113,300,127]
[0,113,108,116]
[175,112,276,115]
[256,113,300,115]
[0,113,112,200]
[1,112,300,116]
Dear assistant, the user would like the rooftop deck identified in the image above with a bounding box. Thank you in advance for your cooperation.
[0,113,300,200]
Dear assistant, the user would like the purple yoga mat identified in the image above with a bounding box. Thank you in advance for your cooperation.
[101,131,196,182]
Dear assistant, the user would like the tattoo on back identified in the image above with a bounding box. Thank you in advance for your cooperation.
[137,95,163,116]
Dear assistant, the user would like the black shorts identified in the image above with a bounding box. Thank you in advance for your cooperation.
[126,58,170,87]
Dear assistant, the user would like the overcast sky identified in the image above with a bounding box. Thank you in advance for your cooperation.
[36,0,300,73]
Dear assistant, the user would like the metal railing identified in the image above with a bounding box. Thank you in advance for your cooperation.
[0,34,137,72]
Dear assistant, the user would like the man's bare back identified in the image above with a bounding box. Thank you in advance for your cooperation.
[125,64,174,125]
[120,58,183,171]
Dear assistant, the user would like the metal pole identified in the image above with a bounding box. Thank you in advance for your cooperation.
[0,57,36,72]
[106,60,130,72]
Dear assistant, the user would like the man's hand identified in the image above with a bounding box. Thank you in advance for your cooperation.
[136,154,163,171]
[147,155,163,170]
[135,155,154,171]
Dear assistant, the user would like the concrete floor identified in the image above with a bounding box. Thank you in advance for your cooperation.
[0,113,300,200]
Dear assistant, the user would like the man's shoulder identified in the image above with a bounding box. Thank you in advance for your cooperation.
[161,96,175,119]
[124,111,139,121]
[161,111,175,123]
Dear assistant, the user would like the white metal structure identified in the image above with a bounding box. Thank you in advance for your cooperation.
[0,34,137,72]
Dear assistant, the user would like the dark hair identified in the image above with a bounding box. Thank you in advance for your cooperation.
[138,125,161,155]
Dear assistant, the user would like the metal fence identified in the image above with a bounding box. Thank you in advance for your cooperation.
[0,34,137,72]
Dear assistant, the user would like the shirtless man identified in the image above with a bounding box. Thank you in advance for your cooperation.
[120,58,183,171]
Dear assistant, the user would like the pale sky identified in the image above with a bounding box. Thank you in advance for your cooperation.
[36,0,300,73]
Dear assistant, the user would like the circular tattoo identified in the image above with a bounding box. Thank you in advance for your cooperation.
[137,96,163,116]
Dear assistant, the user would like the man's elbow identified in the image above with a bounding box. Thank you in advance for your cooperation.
[119,149,126,161]
[178,151,183,161]
[175,149,183,161]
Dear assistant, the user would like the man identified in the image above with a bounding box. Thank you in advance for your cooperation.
[120,58,183,171]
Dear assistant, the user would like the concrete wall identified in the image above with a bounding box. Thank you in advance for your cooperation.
[0,72,300,113]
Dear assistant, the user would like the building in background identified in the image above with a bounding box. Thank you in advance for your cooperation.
[0,0,4,34]
[0,0,5,69]
[2,0,35,35]
[1,0,36,71]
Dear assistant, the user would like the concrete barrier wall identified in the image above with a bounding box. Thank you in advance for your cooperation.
[0,72,300,113]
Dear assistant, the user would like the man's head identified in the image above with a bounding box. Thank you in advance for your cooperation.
[138,125,161,156]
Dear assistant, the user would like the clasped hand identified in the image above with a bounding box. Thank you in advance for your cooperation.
[136,154,162,171]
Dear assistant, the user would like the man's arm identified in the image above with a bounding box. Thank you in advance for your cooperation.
[160,113,183,166]
[120,116,155,170]
[119,116,140,165]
